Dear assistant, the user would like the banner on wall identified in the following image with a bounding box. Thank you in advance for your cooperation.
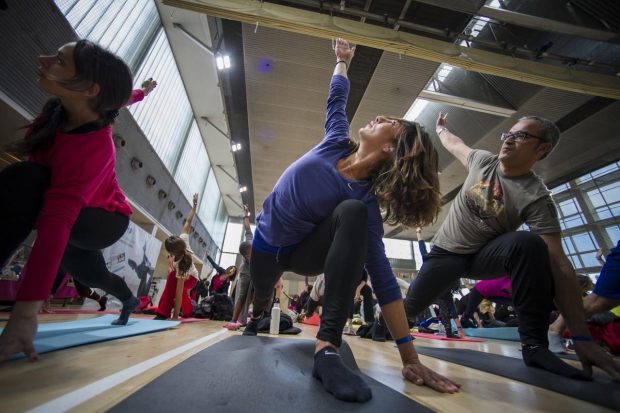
[83,222,161,309]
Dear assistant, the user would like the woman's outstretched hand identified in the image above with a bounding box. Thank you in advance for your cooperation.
[141,78,158,96]
[0,302,42,364]
[334,38,355,66]
[402,358,461,393]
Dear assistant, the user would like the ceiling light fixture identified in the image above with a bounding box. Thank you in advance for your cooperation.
[216,54,231,70]
[231,142,242,152]
[239,186,247,193]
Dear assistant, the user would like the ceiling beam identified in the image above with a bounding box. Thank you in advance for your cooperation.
[478,5,619,43]
[418,90,516,117]
[413,0,619,42]
[163,0,620,100]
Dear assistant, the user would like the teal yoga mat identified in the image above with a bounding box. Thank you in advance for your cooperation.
[462,327,520,341]
[1,315,179,358]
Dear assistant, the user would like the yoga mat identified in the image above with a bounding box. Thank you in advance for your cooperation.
[462,327,520,341]
[1,315,179,358]
[109,336,435,413]
[302,313,320,326]
[40,308,118,315]
[178,317,209,324]
[411,332,485,343]
[415,346,620,410]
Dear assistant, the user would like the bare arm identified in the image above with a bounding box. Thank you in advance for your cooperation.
[242,204,252,239]
[540,233,589,336]
[172,277,185,320]
[354,281,364,300]
[435,112,472,167]
[181,193,199,236]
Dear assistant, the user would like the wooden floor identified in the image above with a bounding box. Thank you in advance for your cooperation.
[0,312,614,413]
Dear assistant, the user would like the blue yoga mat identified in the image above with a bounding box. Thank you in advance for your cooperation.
[1,315,180,358]
[463,327,520,341]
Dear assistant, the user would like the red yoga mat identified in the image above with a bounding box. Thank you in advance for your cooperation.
[302,313,320,326]
[411,332,485,342]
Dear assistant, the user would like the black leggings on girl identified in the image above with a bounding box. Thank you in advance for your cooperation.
[247,200,371,402]
[0,162,135,323]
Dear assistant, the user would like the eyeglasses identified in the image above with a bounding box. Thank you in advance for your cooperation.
[500,131,547,143]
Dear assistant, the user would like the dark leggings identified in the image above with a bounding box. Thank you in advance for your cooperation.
[50,271,102,301]
[0,162,132,302]
[251,200,368,347]
[405,231,553,346]
[348,284,374,322]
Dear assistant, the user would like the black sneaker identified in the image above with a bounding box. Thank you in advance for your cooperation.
[460,315,478,328]
[243,316,261,336]
[153,314,167,320]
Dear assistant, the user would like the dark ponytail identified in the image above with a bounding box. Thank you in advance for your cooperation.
[12,98,66,155]
[177,253,193,276]
[11,39,132,156]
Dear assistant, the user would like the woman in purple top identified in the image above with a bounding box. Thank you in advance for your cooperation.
[243,39,459,401]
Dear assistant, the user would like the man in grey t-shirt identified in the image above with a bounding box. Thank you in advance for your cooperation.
[224,204,254,330]
[405,113,619,381]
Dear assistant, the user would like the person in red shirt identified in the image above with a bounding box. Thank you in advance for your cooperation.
[0,40,156,363]
[154,193,200,320]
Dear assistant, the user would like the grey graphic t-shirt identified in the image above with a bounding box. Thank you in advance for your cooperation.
[433,150,560,254]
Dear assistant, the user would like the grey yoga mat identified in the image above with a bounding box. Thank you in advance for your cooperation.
[415,346,620,410]
[109,335,435,413]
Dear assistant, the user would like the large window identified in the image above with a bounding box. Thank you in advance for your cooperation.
[562,231,599,269]
[129,29,193,171]
[56,0,159,71]
[199,170,222,234]
[557,198,586,230]
[549,161,620,272]
[383,238,413,260]
[585,182,620,221]
[174,121,211,203]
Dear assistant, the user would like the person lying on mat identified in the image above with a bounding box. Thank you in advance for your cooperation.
[154,194,200,321]
[549,241,619,353]
[460,276,512,328]
[0,40,156,363]
[242,38,459,402]
[462,273,591,328]
[405,112,620,380]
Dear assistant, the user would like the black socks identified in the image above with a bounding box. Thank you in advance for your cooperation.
[98,296,108,312]
[111,296,139,326]
[522,344,590,380]
[312,346,372,402]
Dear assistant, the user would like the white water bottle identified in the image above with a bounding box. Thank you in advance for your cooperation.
[438,322,446,336]
[269,302,281,335]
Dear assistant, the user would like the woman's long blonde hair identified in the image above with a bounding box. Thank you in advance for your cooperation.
[352,118,441,227]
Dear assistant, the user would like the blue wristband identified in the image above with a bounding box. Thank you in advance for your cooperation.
[571,335,593,342]
[395,335,414,345]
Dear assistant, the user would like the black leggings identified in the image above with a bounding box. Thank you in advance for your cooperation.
[251,200,368,347]
[405,231,553,346]
[50,271,103,301]
[0,162,132,301]
[348,284,374,322]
